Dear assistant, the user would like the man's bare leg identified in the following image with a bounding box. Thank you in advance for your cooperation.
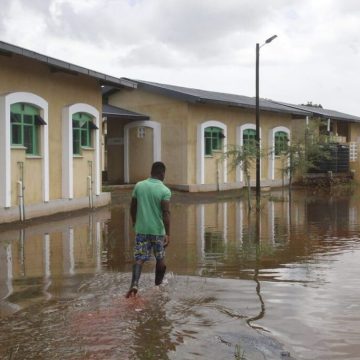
[126,261,143,298]
[155,259,166,286]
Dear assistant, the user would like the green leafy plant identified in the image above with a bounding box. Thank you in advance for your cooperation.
[223,142,267,210]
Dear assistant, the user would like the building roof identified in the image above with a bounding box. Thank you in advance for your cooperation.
[116,78,311,117]
[102,104,150,121]
[270,101,360,122]
[3,40,357,122]
[112,78,360,122]
[0,40,124,87]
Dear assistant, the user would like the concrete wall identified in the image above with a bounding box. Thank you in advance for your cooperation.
[108,89,189,185]
[73,149,95,199]
[346,121,360,180]
[107,87,296,190]
[129,126,154,182]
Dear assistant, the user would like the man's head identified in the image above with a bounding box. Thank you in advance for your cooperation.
[151,161,166,181]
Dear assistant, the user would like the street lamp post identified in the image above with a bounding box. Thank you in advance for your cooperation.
[255,35,277,208]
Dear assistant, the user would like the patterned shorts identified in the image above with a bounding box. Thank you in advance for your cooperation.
[134,234,166,261]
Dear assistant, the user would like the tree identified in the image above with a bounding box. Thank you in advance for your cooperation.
[279,121,332,190]
[301,101,323,108]
[223,142,266,210]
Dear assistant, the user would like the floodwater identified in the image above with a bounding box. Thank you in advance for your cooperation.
[1,188,360,359]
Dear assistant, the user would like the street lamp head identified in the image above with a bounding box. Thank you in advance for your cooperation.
[265,35,277,44]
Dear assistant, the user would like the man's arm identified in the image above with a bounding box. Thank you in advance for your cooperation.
[130,197,137,227]
[161,200,170,247]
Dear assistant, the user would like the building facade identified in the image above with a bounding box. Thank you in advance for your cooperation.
[0,41,119,223]
[104,79,360,191]
[104,79,310,191]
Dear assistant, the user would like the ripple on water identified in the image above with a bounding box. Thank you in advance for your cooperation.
[0,272,293,360]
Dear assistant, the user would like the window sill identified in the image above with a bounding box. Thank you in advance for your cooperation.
[205,150,223,158]
[73,154,83,158]
[81,147,95,151]
[26,155,42,159]
[11,146,27,150]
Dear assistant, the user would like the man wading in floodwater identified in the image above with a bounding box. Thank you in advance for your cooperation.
[126,161,171,298]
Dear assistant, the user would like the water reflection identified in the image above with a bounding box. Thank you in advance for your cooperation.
[1,190,360,359]
[0,208,110,317]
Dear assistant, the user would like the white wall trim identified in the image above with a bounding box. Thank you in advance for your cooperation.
[268,126,290,180]
[236,123,261,183]
[62,103,100,199]
[197,120,227,184]
[124,120,161,183]
[197,204,205,259]
[235,201,244,244]
[0,92,49,208]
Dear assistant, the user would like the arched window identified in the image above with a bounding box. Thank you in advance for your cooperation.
[72,112,97,154]
[204,126,224,155]
[275,131,288,155]
[10,103,45,155]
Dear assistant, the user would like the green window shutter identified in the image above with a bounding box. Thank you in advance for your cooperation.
[275,131,288,155]
[72,112,94,154]
[72,118,81,155]
[205,138,212,155]
[10,103,40,154]
[11,113,22,145]
[81,120,90,147]
[73,130,81,154]
[204,129,212,155]
[204,127,223,155]
[243,129,256,148]
[213,130,220,150]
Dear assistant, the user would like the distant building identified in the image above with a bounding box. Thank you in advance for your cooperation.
[103,79,360,191]
[103,79,305,190]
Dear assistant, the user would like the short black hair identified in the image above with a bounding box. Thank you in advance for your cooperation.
[151,161,166,176]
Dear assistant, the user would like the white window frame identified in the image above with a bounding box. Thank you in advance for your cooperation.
[268,126,290,180]
[197,120,227,184]
[62,103,100,199]
[0,92,48,208]
[236,123,261,183]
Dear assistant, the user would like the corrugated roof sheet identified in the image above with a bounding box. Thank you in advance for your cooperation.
[0,40,124,87]
[119,78,311,116]
[270,101,360,122]
[117,78,360,122]
[103,104,150,120]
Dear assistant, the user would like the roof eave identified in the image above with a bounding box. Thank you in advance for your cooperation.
[196,98,309,116]
[0,40,125,87]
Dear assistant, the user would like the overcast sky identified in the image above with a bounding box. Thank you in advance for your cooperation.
[1,0,359,115]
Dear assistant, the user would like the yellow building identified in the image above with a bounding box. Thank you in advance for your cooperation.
[273,101,360,178]
[104,79,310,191]
[0,41,118,223]
[104,79,360,190]
[3,41,360,223]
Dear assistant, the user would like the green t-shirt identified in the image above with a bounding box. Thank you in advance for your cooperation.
[132,178,171,235]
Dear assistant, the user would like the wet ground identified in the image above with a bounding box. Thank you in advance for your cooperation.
[1,188,360,359]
